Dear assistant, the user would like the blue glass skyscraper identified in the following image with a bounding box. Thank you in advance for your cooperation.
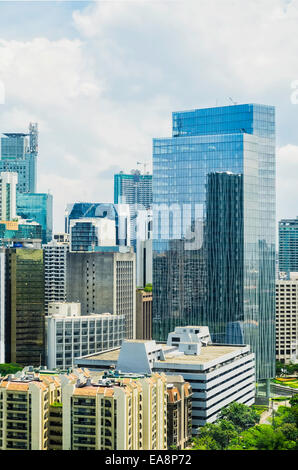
[114,170,152,248]
[152,104,276,382]
[65,202,130,247]
[278,217,298,274]
[16,193,53,244]
[0,123,38,194]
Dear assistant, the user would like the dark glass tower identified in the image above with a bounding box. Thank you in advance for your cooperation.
[16,192,53,244]
[114,170,152,247]
[278,218,298,274]
[152,104,276,381]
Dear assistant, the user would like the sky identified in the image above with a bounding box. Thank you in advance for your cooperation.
[0,0,297,232]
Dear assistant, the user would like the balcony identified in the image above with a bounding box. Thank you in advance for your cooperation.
[6,415,27,422]
[6,432,27,441]
[73,410,96,417]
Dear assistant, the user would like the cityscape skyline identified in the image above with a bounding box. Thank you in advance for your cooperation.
[0,0,298,453]
[0,0,297,232]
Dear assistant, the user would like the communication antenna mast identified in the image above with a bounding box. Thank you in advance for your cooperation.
[228,97,238,105]
[137,161,150,174]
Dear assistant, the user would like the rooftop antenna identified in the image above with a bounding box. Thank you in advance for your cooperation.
[137,161,149,174]
[228,97,238,105]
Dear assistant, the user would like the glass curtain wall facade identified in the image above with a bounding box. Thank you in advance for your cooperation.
[152,104,276,381]
[5,248,45,366]
[16,193,53,244]
[114,171,152,248]
[278,218,298,274]
[0,124,38,194]
[65,202,130,247]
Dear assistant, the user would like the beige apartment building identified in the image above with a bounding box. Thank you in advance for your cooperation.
[0,368,61,450]
[61,371,167,450]
[166,376,192,450]
[276,274,298,364]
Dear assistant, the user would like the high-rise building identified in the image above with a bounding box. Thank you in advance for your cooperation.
[4,246,45,366]
[279,218,298,275]
[114,170,152,209]
[62,370,167,450]
[152,103,276,384]
[65,203,130,247]
[66,247,136,339]
[43,238,69,315]
[69,217,116,252]
[166,375,192,450]
[0,367,61,450]
[0,172,18,221]
[0,123,38,194]
[0,249,5,363]
[136,287,152,340]
[276,273,298,364]
[114,170,152,247]
[136,209,152,287]
[16,192,53,244]
[75,326,256,433]
[47,304,125,369]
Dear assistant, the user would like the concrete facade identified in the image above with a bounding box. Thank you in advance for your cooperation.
[66,249,136,339]
[75,326,255,434]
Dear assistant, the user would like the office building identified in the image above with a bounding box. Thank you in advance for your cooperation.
[75,326,256,433]
[276,273,298,364]
[16,192,53,244]
[152,104,276,385]
[0,249,5,363]
[0,172,18,221]
[5,246,45,366]
[114,170,152,209]
[136,287,152,340]
[136,209,152,287]
[65,203,130,247]
[66,247,136,339]
[47,303,125,369]
[279,218,298,275]
[166,375,192,450]
[0,123,38,194]
[43,238,69,315]
[53,233,70,244]
[0,367,61,450]
[114,170,152,247]
[62,370,167,450]
[69,217,116,252]
[0,219,42,244]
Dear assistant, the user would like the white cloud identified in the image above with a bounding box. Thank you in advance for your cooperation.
[277,144,298,221]
[0,0,297,231]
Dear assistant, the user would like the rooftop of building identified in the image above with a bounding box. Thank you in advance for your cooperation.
[78,342,248,366]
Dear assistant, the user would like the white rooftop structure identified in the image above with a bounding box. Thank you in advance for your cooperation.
[75,325,256,432]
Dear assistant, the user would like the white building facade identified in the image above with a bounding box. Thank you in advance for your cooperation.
[75,326,255,434]
[47,306,125,370]
[276,274,298,364]
[43,239,69,315]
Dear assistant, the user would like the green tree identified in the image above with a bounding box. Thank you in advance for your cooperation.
[289,395,298,407]
[228,424,296,450]
[0,363,23,376]
[278,423,298,447]
[218,402,259,431]
[194,420,238,450]
[193,435,221,450]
